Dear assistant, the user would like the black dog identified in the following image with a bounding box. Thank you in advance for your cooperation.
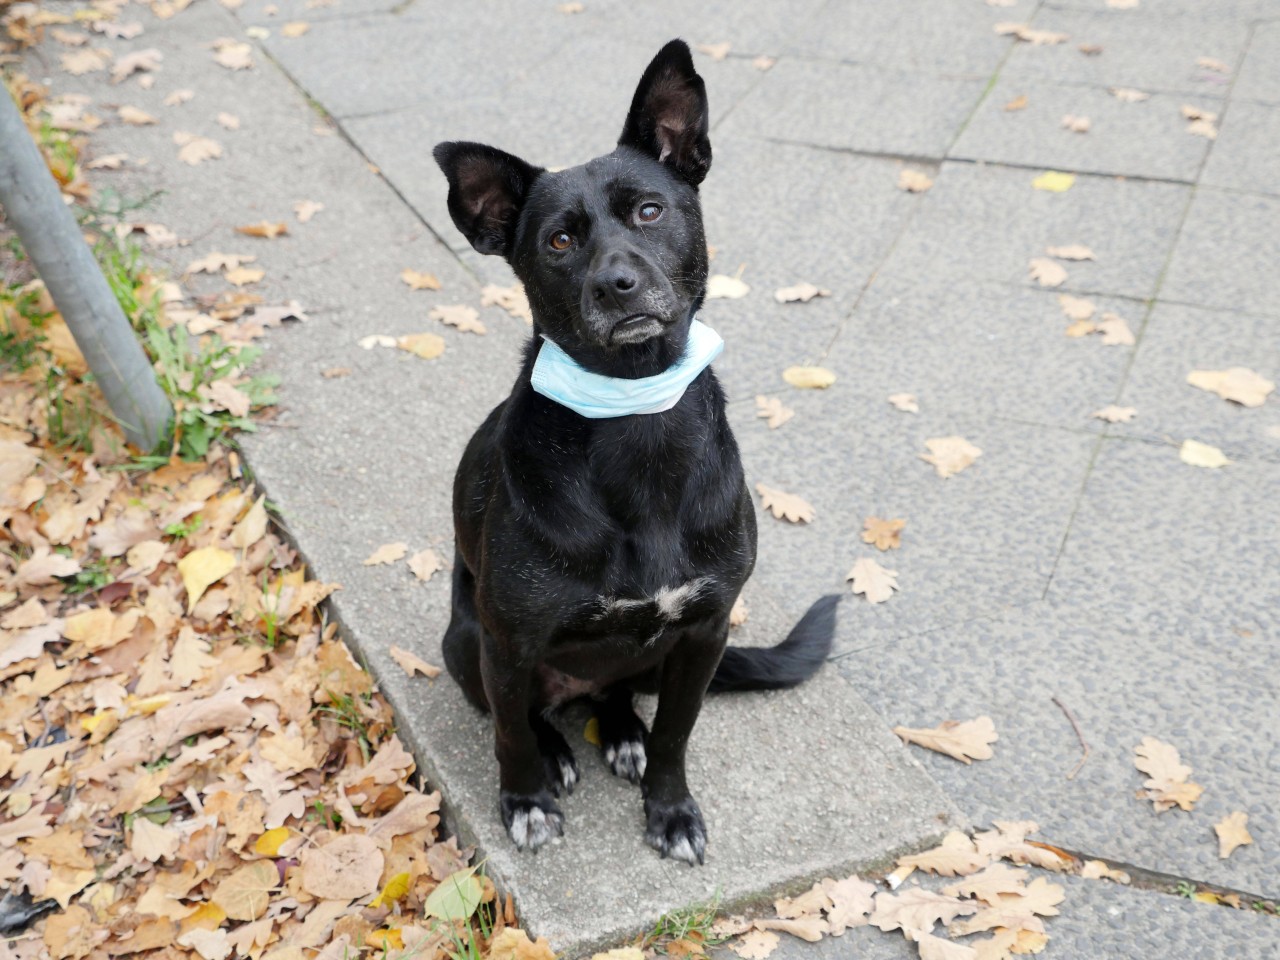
[433,39,837,866]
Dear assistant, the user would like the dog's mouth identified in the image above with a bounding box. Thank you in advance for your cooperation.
[608,313,666,346]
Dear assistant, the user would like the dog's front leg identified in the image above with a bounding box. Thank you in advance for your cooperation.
[480,633,564,852]
[642,620,728,866]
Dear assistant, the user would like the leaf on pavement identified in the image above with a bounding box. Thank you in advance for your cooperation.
[1096,312,1135,346]
[894,717,998,764]
[281,20,310,37]
[729,595,748,626]
[164,88,194,105]
[1079,860,1131,884]
[1028,258,1067,288]
[821,875,876,934]
[118,105,157,125]
[888,392,919,413]
[1004,94,1028,111]
[706,274,750,299]
[111,48,162,83]
[752,916,828,942]
[861,516,905,551]
[920,436,982,478]
[1197,56,1230,73]
[1057,294,1095,322]
[1134,736,1203,812]
[216,112,240,130]
[1046,244,1095,260]
[430,304,486,335]
[782,366,836,389]
[397,332,447,359]
[756,483,814,523]
[918,932,977,960]
[730,930,779,959]
[846,557,898,603]
[1186,367,1275,407]
[187,251,254,274]
[62,48,110,75]
[696,41,731,61]
[1061,114,1090,133]
[407,548,442,581]
[1031,171,1075,192]
[1215,811,1252,859]
[870,887,978,938]
[897,831,987,878]
[942,863,1030,905]
[1110,87,1150,102]
[236,221,288,239]
[400,269,441,290]
[755,395,794,429]
[364,542,408,566]
[224,266,264,287]
[898,169,934,193]
[212,39,253,70]
[173,132,222,166]
[294,199,324,222]
[481,283,534,323]
[1091,405,1135,423]
[389,645,442,679]
[774,282,830,303]
[1179,439,1229,469]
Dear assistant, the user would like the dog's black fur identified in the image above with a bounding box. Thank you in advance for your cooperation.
[432,39,837,866]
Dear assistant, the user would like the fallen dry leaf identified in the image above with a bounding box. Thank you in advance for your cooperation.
[177,546,235,612]
[752,55,777,71]
[774,282,830,303]
[888,392,919,413]
[898,831,987,878]
[1197,56,1230,74]
[216,112,240,130]
[407,548,442,581]
[1110,87,1150,103]
[210,861,276,921]
[1134,736,1204,812]
[871,887,978,938]
[359,334,397,349]
[756,483,814,523]
[894,717,998,764]
[62,48,110,75]
[431,304,486,335]
[556,2,585,12]
[1058,294,1096,322]
[706,274,750,299]
[173,132,222,166]
[389,646,442,679]
[1080,860,1132,884]
[697,41,731,61]
[397,332,447,359]
[1046,244,1095,261]
[117,105,157,125]
[236,221,289,239]
[87,153,127,170]
[1186,118,1218,139]
[861,517,905,551]
[400,269,442,291]
[1215,811,1252,859]
[111,48,162,83]
[920,436,982,479]
[917,932,977,960]
[1061,114,1090,133]
[996,23,1069,45]
[1028,258,1067,288]
[164,88,194,105]
[301,834,384,899]
[730,930,779,960]
[1096,313,1135,346]
[755,395,794,429]
[481,283,534,323]
[1004,94,1028,112]
[782,366,836,389]
[1091,405,1136,423]
[212,39,253,70]
[1032,170,1075,193]
[187,251,254,274]
[898,169,934,193]
[846,557,898,604]
[224,266,264,287]
[364,542,408,566]
[729,595,749,626]
[281,20,310,37]
[1179,439,1229,469]
[294,199,324,222]
[943,863,1031,905]
[1186,367,1274,408]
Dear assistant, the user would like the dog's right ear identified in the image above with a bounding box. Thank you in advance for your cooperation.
[433,141,543,258]
[618,39,711,187]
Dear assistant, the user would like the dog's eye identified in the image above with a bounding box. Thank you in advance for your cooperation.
[548,231,573,251]
[637,203,663,224]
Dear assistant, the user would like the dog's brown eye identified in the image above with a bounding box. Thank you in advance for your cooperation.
[549,231,573,251]
[637,203,663,224]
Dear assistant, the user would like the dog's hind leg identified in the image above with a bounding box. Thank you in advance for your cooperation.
[442,550,489,712]
[530,711,579,797]
[596,687,648,785]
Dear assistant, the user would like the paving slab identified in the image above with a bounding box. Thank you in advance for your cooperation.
[1162,187,1280,316]
[820,273,1142,431]
[782,0,1016,77]
[730,388,1099,652]
[1110,301,1280,459]
[999,8,1249,97]
[695,138,917,400]
[1201,100,1280,197]
[739,874,1280,959]
[236,0,401,25]
[1233,21,1280,105]
[950,77,1219,181]
[1042,0,1280,20]
[718,57,989,158]
[871,161,1191,301]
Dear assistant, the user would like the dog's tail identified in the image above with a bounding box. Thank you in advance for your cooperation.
[707,594,840,693]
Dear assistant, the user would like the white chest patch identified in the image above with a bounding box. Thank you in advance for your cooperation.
[599,576,713,622]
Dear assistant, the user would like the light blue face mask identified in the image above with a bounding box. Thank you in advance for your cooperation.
[529,318,724,419]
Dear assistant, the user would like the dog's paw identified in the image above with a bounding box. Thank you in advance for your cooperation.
[543,747,579,798]
[604,734,647,784]
[643,795,707,866]
[500,791,565,852]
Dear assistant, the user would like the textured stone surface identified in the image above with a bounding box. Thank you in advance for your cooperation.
[1201,100,1280,196]
[1234,21,1280,105]
[951,77,1218,181]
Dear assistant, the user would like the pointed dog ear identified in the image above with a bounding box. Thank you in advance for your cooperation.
[432,141,543,257]
[618,40,711,187]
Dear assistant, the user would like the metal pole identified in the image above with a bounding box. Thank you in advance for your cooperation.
[0,88,172,451]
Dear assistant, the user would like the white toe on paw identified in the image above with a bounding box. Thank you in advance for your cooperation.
[668,836,697,865]
[509,810,529,849]
[559,757,578,791]
[605,746,617,765]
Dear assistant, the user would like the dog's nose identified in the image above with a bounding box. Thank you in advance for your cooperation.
[591,266,639,306]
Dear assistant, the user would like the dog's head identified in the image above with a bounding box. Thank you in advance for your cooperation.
[434,40,711,373]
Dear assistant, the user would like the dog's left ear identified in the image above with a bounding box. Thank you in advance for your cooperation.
[433,141,543,258]
[618,39,711,187]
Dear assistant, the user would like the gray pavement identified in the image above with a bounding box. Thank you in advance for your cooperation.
[20,0,1280,954]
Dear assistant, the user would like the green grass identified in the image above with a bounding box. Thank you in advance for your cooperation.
[316,689,377,764]
[641,894,726,954]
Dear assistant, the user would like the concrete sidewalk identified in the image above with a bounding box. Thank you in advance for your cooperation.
[20,0,1280,954]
